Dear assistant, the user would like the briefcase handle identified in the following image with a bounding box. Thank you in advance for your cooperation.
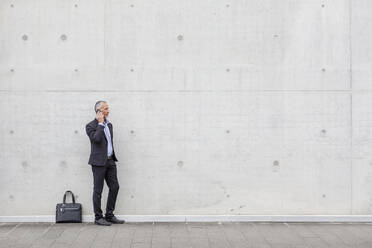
[63,190,76,204]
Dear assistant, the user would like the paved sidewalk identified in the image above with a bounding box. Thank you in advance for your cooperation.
[0,222,371,248]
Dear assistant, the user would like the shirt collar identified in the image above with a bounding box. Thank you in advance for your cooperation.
[95,118,110,124]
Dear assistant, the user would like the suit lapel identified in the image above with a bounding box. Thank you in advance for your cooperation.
[108,123,113,141]
[94,118,114,144]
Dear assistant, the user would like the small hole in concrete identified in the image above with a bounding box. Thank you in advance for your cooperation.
[22,35,28,41]
[321,68,326,72]
[10,69,14,72]
[177,161,183,167]
[130,68,134,72]
[74,130,78,134]
[74,4,78,7]
[60,34,67,41]
[226,4,230,7]
[131,195,134,198]
[22,161,28,167]
[9,195,14,199]
[130,130,134,134]
[10,4,14,7]
[226,68,230,72]
[273,34,278,38]
[226,194,230,198]
[74,68,78,72]
[130,4,134,7]
[273,160,279,166]
[322,194,326,198]
[10,130,14,134]
[177,35,183,41]
[321,129,326,134]
[321,4,325,7]
[226,130,230,133]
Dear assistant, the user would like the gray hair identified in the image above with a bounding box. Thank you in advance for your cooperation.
[94,100,106,113]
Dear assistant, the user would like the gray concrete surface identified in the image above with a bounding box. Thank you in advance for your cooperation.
[2,222,372,248]
[1,0,372,219]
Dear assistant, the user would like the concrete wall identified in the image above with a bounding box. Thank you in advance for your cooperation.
[0,0,371,218]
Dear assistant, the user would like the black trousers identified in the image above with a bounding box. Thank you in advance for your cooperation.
[91,159,120,220]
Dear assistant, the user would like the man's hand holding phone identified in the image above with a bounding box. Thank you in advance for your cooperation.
[96,110,104,124]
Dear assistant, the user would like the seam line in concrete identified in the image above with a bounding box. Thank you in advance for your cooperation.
[0,90,359,93]
[349,0,353,215]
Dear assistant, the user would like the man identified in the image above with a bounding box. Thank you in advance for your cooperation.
[86,100,125,226]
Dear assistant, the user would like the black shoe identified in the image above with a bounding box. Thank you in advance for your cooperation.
[95,218,112,226]
[106,216,125,224]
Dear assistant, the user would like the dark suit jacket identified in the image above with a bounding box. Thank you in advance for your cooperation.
[86,118,118,166]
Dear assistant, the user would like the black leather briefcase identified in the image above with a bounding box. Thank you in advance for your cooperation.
[56,190,82,223]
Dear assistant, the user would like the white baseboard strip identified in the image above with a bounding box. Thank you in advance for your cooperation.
[1,215,372,223]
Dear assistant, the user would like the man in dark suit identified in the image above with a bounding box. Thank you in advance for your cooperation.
[86,100,125,226]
